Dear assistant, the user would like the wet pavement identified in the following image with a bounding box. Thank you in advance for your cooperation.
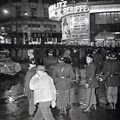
[0,64,120,120]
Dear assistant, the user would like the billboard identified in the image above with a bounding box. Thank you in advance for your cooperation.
[62,12,90,42]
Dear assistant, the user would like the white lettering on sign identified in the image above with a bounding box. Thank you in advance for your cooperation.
[49,1,67,12]
[49,3,89,21]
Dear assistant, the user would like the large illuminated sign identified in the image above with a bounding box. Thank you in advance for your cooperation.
[49,1,89,21]
[62,12,90,42]
[49,0,67,21]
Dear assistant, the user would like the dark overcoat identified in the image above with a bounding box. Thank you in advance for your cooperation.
[86,62,99,88]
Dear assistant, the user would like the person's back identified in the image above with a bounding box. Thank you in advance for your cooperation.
[52,60,75,90]
[24,63,36,119]
[24,66,36,95]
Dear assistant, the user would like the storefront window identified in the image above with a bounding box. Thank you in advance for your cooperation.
[95,12,120,24]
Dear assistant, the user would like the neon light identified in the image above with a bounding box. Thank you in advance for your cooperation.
[49,2,89,21]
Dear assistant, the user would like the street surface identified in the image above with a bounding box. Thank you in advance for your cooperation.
[0,63,120,120]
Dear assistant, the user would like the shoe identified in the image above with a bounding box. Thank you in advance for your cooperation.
[82,106,91,112]
[109,102,114,109]
[113,103,116,109]
[91,104,97,111]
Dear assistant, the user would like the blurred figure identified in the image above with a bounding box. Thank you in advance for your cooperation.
[101,52,120,109]
[29,65,56,120]
[43,49,58,76]
[24,58,37,119]
[62,48,72,60]
[27,49,34,60]
[52,56,75,116]
[92,48,104,74]
[71,47,80,67]
[83,54,99,112]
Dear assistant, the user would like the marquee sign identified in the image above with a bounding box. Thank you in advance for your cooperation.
[49,1,89,21]
[62,12,90,41]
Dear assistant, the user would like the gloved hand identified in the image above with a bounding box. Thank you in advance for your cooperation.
[51,101,56,108]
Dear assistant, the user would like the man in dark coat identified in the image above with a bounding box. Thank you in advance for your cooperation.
[84,54,99,112]
[101,52,120,109]
[24,59,37,119]
[92,48,104,74]
[43,49,58,76]
[51,56,75,115]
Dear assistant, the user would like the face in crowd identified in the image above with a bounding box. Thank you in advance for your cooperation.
[86,55,93,64]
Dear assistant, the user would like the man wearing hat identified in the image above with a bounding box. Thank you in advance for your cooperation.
[24,58,37,119]
[101,52,120,109]
[43,49,58,76]
[29,65,56,120]
[83,54,99,112]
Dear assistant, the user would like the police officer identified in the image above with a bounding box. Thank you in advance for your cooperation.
[101,52,120,109]
[51,56,75,116]
[83,54,99,112]
[92,48,104,74]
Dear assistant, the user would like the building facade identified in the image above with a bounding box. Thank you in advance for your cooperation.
[0,0,62,45]
[49,0,120,47]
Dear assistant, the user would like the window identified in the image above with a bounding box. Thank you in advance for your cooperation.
[44,8,49,18]
[16,6,21,18]
[31,8,37,18]
[53,25,56,29]
[28,0,38,3]
[12,0,22,2]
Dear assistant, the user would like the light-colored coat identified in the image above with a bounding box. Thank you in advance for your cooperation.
[29,71,56,105]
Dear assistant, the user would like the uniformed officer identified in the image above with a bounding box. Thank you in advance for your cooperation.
[52,56,75,115]
[101,52,120,109]
[83,54,99,112]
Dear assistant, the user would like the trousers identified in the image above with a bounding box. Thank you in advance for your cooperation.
[36,101,55,120]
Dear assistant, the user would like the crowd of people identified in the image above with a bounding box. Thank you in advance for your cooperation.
[24,45,120,120]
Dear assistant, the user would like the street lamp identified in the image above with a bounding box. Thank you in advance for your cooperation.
[2,9,9,15]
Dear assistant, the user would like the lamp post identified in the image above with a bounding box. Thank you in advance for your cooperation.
[2,9,9,44]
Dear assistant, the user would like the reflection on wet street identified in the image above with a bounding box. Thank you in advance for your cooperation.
[0,65,120,120]
[0,72,29,120]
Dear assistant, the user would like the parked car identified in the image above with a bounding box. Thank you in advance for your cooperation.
[0,50,21,76]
